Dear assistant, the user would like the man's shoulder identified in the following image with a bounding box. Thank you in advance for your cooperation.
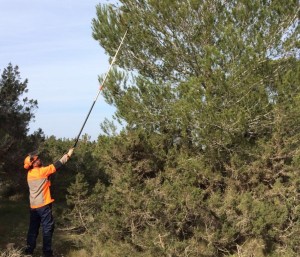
[28,165,55,177]
[39,164,56,175]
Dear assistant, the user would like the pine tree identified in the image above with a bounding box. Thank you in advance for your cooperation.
[0,64,39,196]
[66,1,300,256]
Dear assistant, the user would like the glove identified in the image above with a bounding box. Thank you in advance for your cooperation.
[67,148,74,158]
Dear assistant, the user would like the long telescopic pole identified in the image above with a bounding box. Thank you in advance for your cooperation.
[73,28,128,148]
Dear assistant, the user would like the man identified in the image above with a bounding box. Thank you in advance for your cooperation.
[23,148,74,257]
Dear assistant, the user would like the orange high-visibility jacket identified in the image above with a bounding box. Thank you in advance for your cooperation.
[27,164,57,209]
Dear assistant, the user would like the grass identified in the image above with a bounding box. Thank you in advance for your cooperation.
[0,248,23,257]
[0,197,81,257]
[0,197,28,250]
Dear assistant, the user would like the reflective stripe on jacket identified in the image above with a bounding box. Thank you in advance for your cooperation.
[27,164,57,209]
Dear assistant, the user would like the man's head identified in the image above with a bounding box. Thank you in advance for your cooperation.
[24,150,42,169]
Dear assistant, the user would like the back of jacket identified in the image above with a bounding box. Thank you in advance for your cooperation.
[27,165,56,209]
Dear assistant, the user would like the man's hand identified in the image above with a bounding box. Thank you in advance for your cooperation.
[67,148,74,158]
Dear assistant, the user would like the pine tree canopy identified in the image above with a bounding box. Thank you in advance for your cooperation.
[68,0,299,256]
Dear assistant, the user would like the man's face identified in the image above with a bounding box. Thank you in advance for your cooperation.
[32,157,42,167]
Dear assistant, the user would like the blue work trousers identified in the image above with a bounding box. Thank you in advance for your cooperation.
[26,203,54,256]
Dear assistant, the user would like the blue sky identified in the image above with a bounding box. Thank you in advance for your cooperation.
[0,0,119,140]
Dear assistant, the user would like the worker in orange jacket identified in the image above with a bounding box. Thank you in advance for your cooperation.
[23,148,74,257]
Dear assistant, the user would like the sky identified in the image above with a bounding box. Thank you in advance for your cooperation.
[0,0,119,141]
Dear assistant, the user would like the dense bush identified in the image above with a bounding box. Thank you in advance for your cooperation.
[64,0,300,256]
